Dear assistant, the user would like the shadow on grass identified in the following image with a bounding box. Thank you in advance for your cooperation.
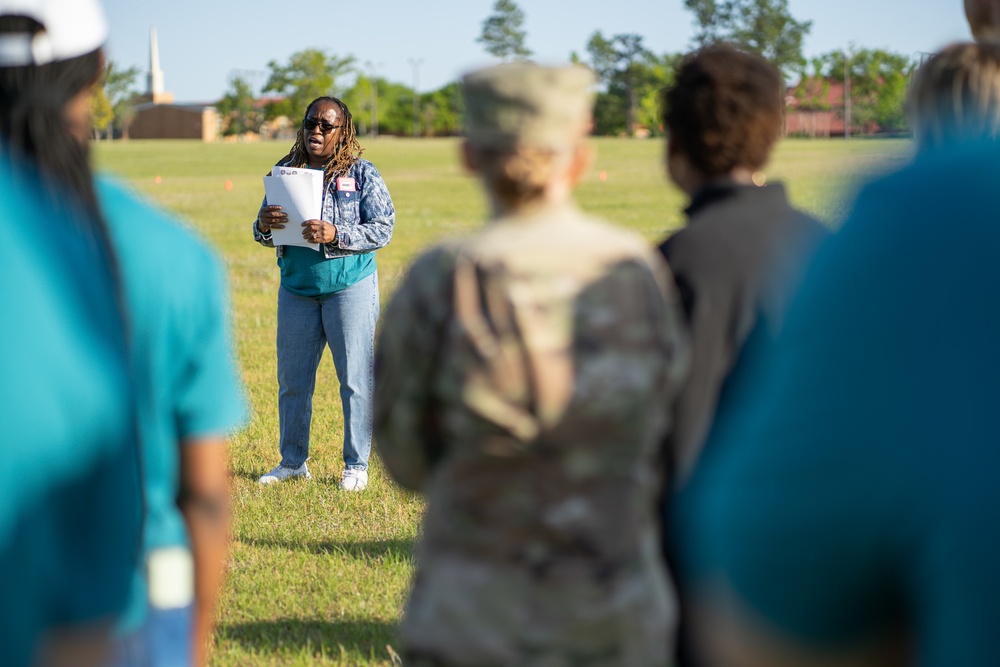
[228,468,370,487]
[243,536,416,561]
[218,617,401,661]
[230,469,267,485]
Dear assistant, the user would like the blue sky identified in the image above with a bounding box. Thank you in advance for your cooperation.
[101,0,972,103]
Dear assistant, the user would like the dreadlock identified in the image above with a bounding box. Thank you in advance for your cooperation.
[277,96,364,181]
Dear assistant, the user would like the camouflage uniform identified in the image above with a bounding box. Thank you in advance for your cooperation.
[375,193,689,665]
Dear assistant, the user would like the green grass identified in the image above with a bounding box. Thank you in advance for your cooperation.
[92,136,912,666]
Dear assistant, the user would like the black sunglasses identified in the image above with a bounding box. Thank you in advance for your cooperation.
[303,117,341,134]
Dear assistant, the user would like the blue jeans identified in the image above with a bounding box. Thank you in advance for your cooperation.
[111,604,192,667]
[277,271,379,471]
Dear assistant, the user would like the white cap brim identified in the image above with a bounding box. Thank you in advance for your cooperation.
[0,0,107,66]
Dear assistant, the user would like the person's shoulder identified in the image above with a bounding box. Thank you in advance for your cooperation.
[402,242,462,283]
[96,175,219,266]
[865,141,1000,203]
[387,243,462,315]
[576,210,654,251]
[658,218,738,275]
[353,158,381,177]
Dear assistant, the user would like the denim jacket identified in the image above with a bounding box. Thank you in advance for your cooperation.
[252,158,395,259]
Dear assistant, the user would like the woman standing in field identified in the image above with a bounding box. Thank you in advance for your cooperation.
[254,96,395,491]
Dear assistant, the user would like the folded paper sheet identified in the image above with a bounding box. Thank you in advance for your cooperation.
[263,166,324,250]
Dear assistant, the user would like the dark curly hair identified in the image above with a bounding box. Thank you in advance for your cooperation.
[662,44,783,178]
[276,96,364,181]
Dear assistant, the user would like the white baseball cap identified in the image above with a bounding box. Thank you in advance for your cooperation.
[0,0,107,66]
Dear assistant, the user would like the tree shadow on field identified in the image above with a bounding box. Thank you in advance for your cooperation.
[244,535,416,562]
[217,617,401,662]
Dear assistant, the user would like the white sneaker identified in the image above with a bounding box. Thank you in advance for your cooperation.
[259,462,311,485]
[339,468,368,491]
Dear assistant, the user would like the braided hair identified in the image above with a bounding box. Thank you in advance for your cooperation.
[277,96,364,181]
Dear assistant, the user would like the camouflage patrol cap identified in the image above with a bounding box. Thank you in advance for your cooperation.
[462,62,596,151]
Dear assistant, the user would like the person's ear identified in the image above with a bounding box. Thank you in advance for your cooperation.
[568,143,594,186]
[86,48,106,89]
[460,140,479,175]
[666,140,692,193]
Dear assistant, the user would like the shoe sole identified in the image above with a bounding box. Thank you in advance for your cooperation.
[259,472,311,485]
[339,483,367,491]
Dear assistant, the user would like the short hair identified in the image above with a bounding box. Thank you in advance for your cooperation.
[662,44,784,177]
[470,146,566,208]
[908,41,1000,151]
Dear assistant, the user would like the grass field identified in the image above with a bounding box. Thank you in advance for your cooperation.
[93,136,912,666]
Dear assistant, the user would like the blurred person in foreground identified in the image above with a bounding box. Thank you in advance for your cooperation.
[966,0,1000,41]
[0,0,141,664]
[655,43,828,667]
[373,62,689,667]
[673,40,1000,667]
[657,43,828,487]
[253,95,394,492]
[1,1,248,665]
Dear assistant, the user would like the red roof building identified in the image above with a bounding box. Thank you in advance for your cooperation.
[784,80,848,137]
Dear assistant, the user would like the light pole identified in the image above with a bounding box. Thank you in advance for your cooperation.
[366,61,383,138]
[844,54,851,140]
[408,57,423,138]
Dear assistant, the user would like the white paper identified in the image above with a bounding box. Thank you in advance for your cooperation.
[262,166,324,250]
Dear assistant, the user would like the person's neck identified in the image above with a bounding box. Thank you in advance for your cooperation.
[686,167,756,196]
[487,179,572,219]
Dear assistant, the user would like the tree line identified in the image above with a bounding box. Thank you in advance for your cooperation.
[92,0,918,140]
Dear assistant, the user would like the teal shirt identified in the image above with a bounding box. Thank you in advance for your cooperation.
[1,160,140,667]
[676,141,1000,666]
[255,160,394,295]
[98,177,248,631]
[278,246,376,296]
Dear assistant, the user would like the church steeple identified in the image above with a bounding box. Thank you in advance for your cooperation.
[146,26,173,104]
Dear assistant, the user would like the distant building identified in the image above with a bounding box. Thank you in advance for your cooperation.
[129,25,218,141]
[784,80,847,138]
[130,102,218,141]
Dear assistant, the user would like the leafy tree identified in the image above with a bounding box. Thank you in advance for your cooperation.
[684,0,812,75]
[586,31,652,136]
[823,48,914,134]
[636,53,683,136]
[792,56,832,111]
[420,82,464,137]
[477,0,532,61]
[343,75,414,136]
[685,0,727,47]
[96,61,140,139]
[217,76,263,137]
[263,49,354,120]
[90,86,114,140]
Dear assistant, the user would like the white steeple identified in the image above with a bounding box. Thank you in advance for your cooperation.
[148,25,164,98]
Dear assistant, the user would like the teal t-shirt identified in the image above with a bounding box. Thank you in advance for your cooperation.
[1,161,141,666]
[278,246,376,296]
[676,141,1000,666]
[98,177,248,631]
